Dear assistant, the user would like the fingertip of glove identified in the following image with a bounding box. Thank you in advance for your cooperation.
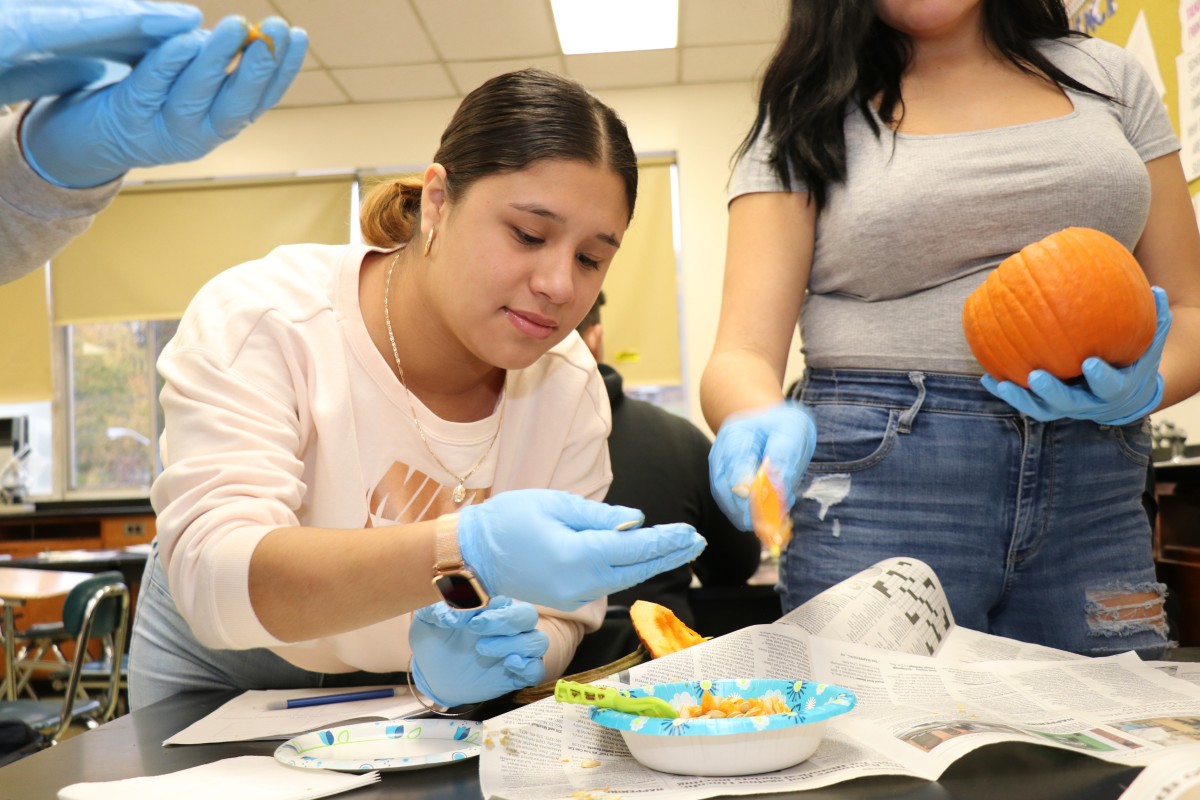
[289,26,310,51]
[205,15,254,53]
[1080,357,1106,377]
[658,523,706,557]
[1026,370,1054,390]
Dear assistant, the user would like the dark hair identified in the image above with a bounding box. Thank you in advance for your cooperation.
[738,0,1114,211]
[361,68,638,247]
[576,290,606,334]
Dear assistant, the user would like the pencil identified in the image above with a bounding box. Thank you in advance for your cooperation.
[270,687,396,710]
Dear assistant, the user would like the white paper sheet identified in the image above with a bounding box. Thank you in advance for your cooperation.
[57,756,379,800]
[163,685,424,745]
[1127,11,1167,97]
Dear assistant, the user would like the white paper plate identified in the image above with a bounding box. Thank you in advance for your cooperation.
[274,718,482,772]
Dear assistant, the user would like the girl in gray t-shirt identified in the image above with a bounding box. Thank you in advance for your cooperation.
[702,0,1199,659]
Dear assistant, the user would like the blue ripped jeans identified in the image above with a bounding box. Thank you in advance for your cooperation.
[784,368,1171,658]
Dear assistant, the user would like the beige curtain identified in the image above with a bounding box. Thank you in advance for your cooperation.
[601,159,681,386]
[51,176,354,324]
[0,266,52,402]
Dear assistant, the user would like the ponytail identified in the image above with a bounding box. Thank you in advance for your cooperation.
[358,177,423,248]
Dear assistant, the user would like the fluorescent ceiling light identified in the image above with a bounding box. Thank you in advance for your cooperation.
[551,0,679,55]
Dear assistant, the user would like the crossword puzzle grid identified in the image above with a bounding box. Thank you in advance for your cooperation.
[870,560,953,655]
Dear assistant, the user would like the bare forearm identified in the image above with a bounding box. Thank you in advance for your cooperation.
[1158,303,1200,410]
[249,520,442,642]
[700,348,789,432]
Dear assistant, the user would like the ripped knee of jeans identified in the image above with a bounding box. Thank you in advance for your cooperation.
[1084,582,1170,639]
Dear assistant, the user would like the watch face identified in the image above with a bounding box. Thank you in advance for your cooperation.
[434,571,488,610]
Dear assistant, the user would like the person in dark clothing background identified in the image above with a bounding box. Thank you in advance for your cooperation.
[569,292,762,668]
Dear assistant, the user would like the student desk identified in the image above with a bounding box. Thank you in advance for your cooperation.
[0,566,91,701]
[0,687,1165,800]
[5,547,148,590]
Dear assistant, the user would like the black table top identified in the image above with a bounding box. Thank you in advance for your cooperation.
[4,549,147,569]
[0,688,1157,800]
[0,500,153,521]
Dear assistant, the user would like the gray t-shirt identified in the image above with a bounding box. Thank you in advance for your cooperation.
[728,37,1180,374]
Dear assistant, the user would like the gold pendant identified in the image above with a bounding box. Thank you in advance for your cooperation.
[452,483,466,504]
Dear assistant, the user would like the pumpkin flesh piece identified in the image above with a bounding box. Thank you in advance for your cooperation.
[630,600,707,660]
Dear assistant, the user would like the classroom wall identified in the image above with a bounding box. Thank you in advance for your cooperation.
[125,81,800,435]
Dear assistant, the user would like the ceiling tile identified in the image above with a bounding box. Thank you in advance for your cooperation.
[276,69,351,107]
[412,0,560,61]
[447,56,568,95]
[681,43,774,84]
[333,63,458,103]
[681,0,786,46]
[564,50,679,90]
[168,0,785,106]
[187,0,278,26]
[271,0,438,68]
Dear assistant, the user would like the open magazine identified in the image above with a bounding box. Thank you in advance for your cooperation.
[479,557,1200,799]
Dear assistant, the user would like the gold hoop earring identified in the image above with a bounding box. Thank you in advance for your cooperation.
[423,228,435,258]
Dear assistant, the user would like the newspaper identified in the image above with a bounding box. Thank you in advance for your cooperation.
[479,557,1200,799]
[1116,746,1200,800]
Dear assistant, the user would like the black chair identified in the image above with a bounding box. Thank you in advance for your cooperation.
[0,571,130,743]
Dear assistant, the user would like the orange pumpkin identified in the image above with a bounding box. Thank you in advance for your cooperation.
[962,227,1156,388]
[629,600,707,659]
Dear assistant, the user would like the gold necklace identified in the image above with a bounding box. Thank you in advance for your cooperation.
[383,251,505,504]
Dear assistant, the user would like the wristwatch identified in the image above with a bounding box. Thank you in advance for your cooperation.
[432,513,489,610]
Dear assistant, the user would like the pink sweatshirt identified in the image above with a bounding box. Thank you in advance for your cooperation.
[151,242,610,678]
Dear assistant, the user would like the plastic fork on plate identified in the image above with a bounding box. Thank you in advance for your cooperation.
[554,680,678,718]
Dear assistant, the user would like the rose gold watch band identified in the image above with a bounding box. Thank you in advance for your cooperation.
[434,513,465,573]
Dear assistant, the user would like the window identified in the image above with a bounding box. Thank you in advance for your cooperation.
[66,320,178,492]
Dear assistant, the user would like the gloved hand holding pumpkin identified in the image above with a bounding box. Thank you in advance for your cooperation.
[982,286,1170,425]
[964,227,1169,427]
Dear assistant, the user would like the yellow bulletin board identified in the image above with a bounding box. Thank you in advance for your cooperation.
[1082,0,1195,191]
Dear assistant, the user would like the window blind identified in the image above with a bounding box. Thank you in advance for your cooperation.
[51,176,354,324]
[601,159,682,386]
[0,266,52,402]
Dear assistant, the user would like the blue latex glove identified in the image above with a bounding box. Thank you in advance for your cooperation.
[709,401,817,531]
[0,0,202,104]
[982,286,1171,426]
[409,597,548,707]
[21,15,307,188]
[455,489,706,612]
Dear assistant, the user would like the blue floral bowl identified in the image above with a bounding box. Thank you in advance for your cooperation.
[587,678,855,776]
